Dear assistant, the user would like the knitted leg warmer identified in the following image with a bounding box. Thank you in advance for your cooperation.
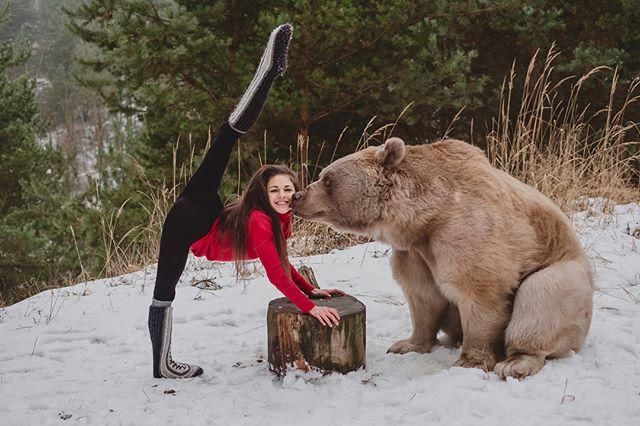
[228,23,293,133]
[148,306,203,379]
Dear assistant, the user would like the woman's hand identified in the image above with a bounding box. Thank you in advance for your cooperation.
[309,288,346,299]
[309,306,340,327]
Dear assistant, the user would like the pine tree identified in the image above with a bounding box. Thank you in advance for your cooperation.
[0,4,80,302]
[64,1,640,179]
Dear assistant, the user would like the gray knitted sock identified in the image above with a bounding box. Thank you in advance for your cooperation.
[151,298,172,307]
[148,306,203,379]
[228,23,293,133]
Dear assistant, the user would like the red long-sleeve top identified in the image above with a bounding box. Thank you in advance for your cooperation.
[190,209,316,313]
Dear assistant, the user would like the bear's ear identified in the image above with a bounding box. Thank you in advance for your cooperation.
[376,137,405,168]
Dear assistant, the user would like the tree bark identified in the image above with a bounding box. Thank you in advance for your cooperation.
[297,265,320,289]
[267,294,366,376]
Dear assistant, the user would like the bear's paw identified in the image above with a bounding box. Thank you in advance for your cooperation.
[453,351,497,372]
[386,337,434,354]
[494,354,545,379]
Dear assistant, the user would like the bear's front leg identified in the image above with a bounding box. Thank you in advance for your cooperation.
[388,250,448,354]
[454,298,510,371]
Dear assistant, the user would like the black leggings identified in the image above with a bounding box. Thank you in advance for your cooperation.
[153,123,241,301]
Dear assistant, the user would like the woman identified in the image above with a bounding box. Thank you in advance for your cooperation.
[148,24,343,379]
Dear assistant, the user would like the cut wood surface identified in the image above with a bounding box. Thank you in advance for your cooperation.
[267,294,366,376]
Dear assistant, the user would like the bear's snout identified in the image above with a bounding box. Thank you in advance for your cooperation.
[292,191,303,202]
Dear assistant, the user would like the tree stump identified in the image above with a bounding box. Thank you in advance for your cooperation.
[297,265,320,289]
[267,294,366,376]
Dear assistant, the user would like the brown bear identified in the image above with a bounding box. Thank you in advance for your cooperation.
[293,137,594,379]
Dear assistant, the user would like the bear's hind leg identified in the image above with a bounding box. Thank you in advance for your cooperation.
[388,250,448,354]
[495,259,594,379]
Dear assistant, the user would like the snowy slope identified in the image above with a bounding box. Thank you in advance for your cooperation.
[1,203,639,425]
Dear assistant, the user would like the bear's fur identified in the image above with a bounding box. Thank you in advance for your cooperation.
[293,137,594,379]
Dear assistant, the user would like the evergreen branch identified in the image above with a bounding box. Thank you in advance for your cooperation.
[309,73,399,124]
[145,0,170,24]
[180,72,219,103]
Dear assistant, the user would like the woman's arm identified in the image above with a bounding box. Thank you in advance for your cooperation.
[249,214,316,313]
[249,213,340,326]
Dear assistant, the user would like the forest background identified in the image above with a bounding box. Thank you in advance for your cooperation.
[1,0,639,306]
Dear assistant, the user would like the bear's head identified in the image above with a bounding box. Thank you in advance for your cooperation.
[293,137,406,235]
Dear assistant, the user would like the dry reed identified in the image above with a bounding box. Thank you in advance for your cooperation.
[5,49,639,307]
[485,46,640,212]
[91,49,640,277]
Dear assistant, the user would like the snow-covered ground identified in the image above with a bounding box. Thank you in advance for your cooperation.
[1,202,639,425]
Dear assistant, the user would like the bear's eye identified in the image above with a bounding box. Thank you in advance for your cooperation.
[322,175,330,187]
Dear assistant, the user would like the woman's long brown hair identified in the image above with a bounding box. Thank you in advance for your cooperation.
[217,165,297,276]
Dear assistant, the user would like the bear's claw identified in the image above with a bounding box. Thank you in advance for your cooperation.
[494,354,545,379]
[387,338,434,354]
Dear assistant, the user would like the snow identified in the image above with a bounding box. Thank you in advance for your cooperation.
[1,202,640,425]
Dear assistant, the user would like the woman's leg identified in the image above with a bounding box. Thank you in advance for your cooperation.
[152,123,240,303]
[148,23,293,379]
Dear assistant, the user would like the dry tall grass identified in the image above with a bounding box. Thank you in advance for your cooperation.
[6,49,637,307]
[98,50,640,276]
[96,133,211,278]
[485,47,640,211]
[96,179,169,278]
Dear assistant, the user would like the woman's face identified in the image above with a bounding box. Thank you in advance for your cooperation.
[267,174,295,214]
